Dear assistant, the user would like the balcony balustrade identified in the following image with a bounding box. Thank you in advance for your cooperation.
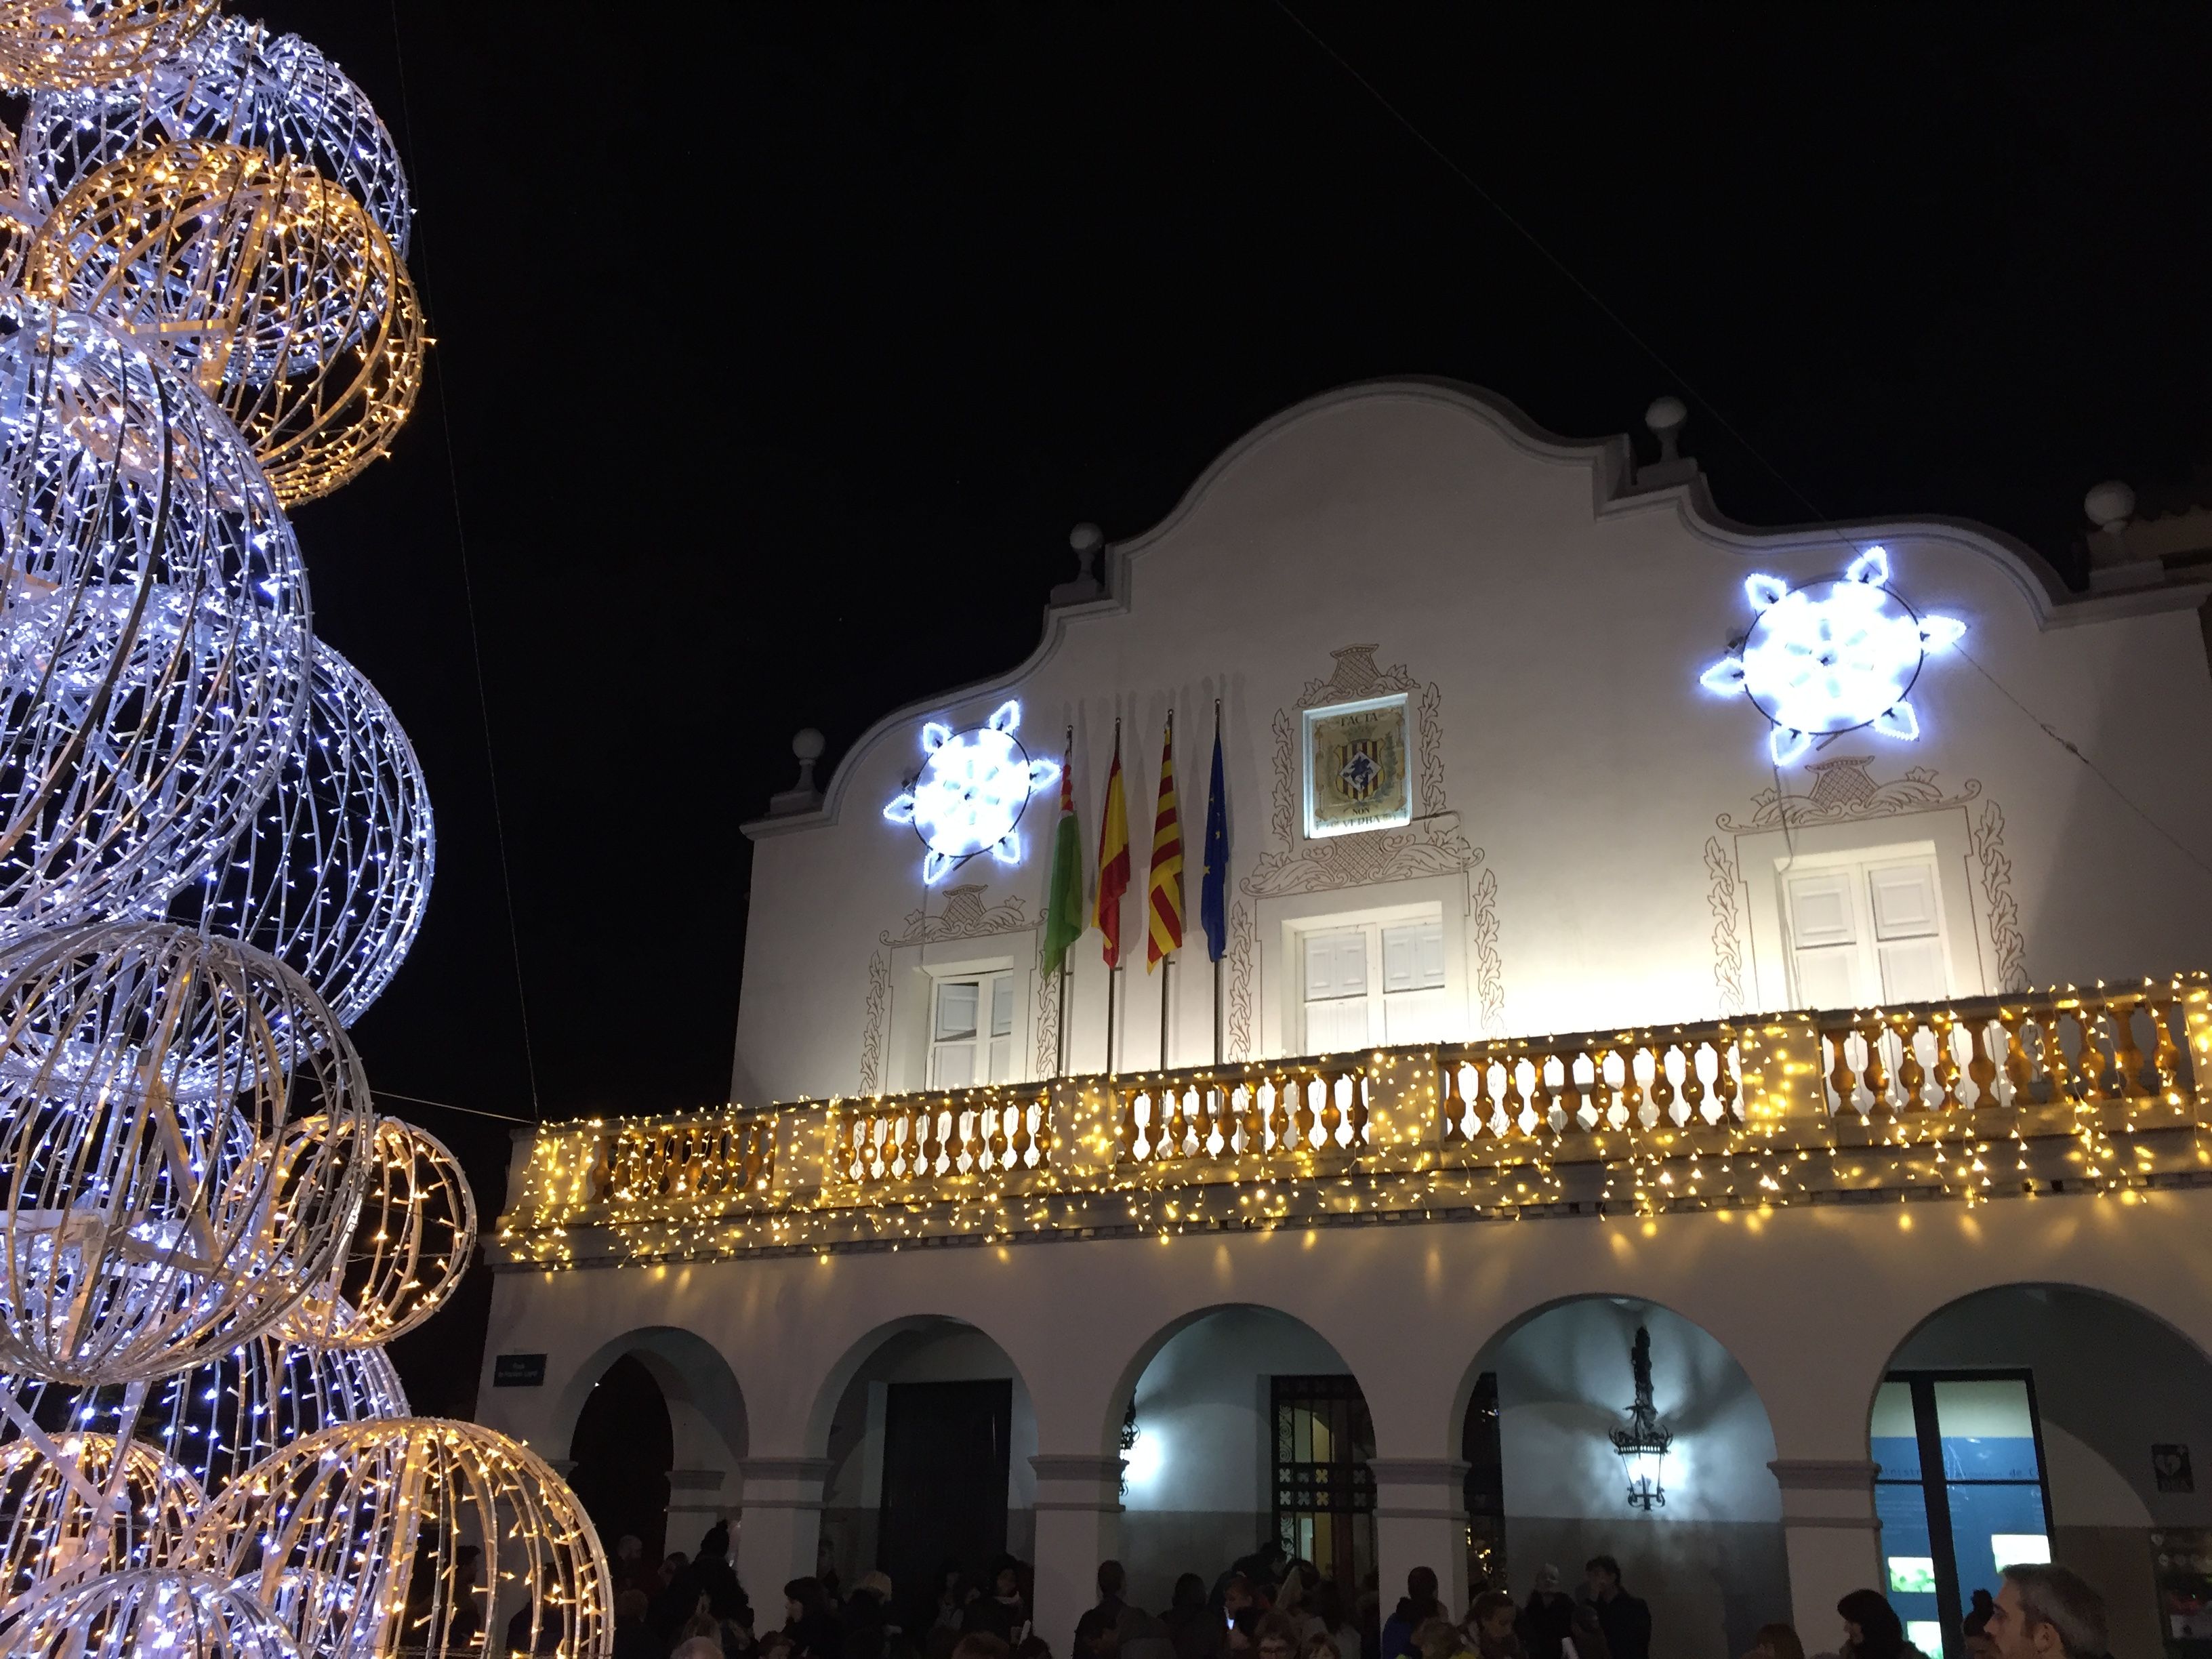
[492,976,2212,1265]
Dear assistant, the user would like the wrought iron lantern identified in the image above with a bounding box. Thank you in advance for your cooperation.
[1609,1326,1672,1511]
[1119,1400,1139,1496]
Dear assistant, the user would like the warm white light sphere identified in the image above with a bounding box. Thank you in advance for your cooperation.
[1,1567,300,1658]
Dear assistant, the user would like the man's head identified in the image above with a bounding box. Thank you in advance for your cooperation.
[1584,1557,1621,1601]
[1472,1592,1515,1641]
[1099,1561,1128,1601]
[1988,1565,2106,1659]
[1078,1610,1121,1659]
[1534,1565,1560,1597]
[617,1535,643,1565]
[955,1636,1015,1659]
[1407,1566,1439,1608]
[1256,1612,1301,1659]
[1225,1574,1255,1616]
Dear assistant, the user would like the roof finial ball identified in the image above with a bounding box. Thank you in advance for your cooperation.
[1050,522,1107,606]
[792,727,825,790]
[1645,396,1689,464]
[766,728,827,817]
[2085,479,2135,537]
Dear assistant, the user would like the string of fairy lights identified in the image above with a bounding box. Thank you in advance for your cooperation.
[497,976,2212,1269]
[0,4,608,1656]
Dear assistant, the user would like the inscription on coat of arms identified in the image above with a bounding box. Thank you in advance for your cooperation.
[1302,692,1412,838]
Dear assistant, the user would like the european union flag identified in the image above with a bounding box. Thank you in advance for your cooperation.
[1200,716,1229,961]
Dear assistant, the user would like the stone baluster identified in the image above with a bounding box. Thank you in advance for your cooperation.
[1317,1073,1343,1149]
[1999,1011,2033,1104]
[1715,1041,1742,1122]
[1265,1078,1292,1151]
[1500,1059,1525,1137]
[1240,1085,1263,1155]
[1010,1097,1035,1168]
[1965,1021,1998,1109]
[1933,1019,1962,1110]
[2042,1010,2076,1105]
[1618,1051,1644,1130]
[1894,1019,1927,1112]
[1860,1021,1890,1114]
[2112,998,2148,1098]
[2150,996,2184,1095]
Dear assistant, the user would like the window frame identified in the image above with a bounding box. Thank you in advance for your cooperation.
[926,967,1016,1090]
[1288,901,1452,1054]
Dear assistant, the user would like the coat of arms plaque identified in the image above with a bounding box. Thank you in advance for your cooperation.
[1302,693,1411,839]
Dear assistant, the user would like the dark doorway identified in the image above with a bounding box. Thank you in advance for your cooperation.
[1462,1371,1505,1593]
[568,1354,677,1563]
[1271,1374,1376,1590]
[878,1378,1012,1604]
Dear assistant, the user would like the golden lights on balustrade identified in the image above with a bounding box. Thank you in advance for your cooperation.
[0,0,216,93]
[498,977,2212,1271]
[23,138,424,504]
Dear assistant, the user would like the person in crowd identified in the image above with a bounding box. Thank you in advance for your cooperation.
[1983,1564,2107,1659]
[1277,1564,1323,1645]
[1580,1559,1648,1659]
[1255,1611,1305,1659]
[953,1637,1014,1659]
[1411,1618,1469,1659]
[612,1536,647,1595]
[847,1570,899,1659]
[1013,1640,1051,1659]
[930,1565,971,1648]
[1834,1589,1925,1659]
[1517,1568,1572,1659]
[1311,1578,1359,1659]
[1217,1546,1288,1608]
[965,1557,1031,1645]
[1222,1578,1258,1627]
[1466,1593,1522,1659]
[1356,1573,1381,1659]
[818,1539,844,1603]
[786,1577,847,1659]
[1078,1608,1122,1659]
[612,1589,657,1659]
[677,1642,735,1659]
[1381,1569,1445,1659]
[1561,1605,1607,1659]
[1300,1636,1344,1659]
[1163,1572,1226,1659]
[1742,1624,1805,1659]
[1963,1591,1995,1643]
[506,1565,570,1656]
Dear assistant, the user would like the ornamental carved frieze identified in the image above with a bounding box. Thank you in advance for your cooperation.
[1704,754,2025,1015]
[1228,644,1502,1057]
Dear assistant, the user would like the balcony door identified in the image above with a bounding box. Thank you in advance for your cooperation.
[1300,914,1448,1052]
[1784,854,1950,1008]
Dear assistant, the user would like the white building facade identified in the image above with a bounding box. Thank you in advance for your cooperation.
[482,383,2212,1659]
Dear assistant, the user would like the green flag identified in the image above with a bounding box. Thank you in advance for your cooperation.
[1041,737,1084,977]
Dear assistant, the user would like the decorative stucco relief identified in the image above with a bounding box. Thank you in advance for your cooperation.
[857,884,1033,1095]
[1709,754,2028,1006]
[1229,644,1500,1057]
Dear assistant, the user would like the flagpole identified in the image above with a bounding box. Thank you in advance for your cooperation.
[1212,697,1223,1065]
[1105,964,1118,1077]
[1160,708,1174,1071]
[1105,720,1120,1078]
[1057,724,1073,1077]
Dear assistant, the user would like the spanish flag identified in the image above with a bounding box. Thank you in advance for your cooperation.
[1146,716,1184,969]
[1094,727,1130,968]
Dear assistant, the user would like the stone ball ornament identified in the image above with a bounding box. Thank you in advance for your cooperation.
[0,1568,303,1659]
[270,1114,477,1351]
[0,296,312,939]
[883,699,1061,886]
[2,1326,407,1500]
[21,14,411,249]
[22,139,426,506]
[0,1433,204,1618]
[190,1418,613,1659]
[1698,546,1965,766]
[0,922,373,1387]
[0,0,217,93]
[164,641,434,1031]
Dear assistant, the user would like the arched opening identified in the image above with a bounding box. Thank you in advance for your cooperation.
[1455,1295,1786,1659]
[1114,1304,1375,1612]
[1869,1282,2212,1659]
[569,1353,676,1563]
[815,1317,1039,1637]
[550,1327,749,1582]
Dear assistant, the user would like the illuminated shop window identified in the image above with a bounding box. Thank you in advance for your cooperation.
[1874,1372,2053,1659]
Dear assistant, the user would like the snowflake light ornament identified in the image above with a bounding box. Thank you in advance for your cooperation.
[884,700,1061,886]
[1699,546,1965,765]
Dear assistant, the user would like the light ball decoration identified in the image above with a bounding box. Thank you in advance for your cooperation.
[1,1567,301,1658]
[0,295,312,937]
[0,0,217,94]
[882,699,1060,886]
[1698,546,1965,765]
[270,1115,476,1351]
[0,1434,203,1618]
[21,14,411,249]
[3,1328,407,1499]
[22,140,426,506]
[163,641,434,1031]
[0,922,373,1387]
[191,1418,613,1659]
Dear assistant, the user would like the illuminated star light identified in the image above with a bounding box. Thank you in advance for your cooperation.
[1698,545,1963,764]
[883,700,1060,885]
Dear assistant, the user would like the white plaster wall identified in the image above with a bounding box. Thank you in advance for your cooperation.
[733,384,2212,1105]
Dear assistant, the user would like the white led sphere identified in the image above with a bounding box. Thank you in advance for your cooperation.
[0,0,217,93]
[0,296,311,939]
[1,1568,300,1659]
[190,1418,613,1659]
[1738,578,1923,735]
[22,14,410,249]
[0,922,373,1387]
[3,1328,407,1499]
[165,642,434,1031]
[0,1434,203,1616]
[882,700,1059,885]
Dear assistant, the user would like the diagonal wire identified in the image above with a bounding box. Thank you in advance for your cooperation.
[380,0,544,1117]
[1271,0,2212,888]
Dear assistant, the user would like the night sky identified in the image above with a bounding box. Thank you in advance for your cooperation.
[192,5,2212,1410]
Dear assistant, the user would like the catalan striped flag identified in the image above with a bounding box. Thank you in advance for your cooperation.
[1146,716,1184,969]
[1094,726,1130,968]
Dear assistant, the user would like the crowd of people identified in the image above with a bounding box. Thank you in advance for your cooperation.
[597,1527,2116,1659]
